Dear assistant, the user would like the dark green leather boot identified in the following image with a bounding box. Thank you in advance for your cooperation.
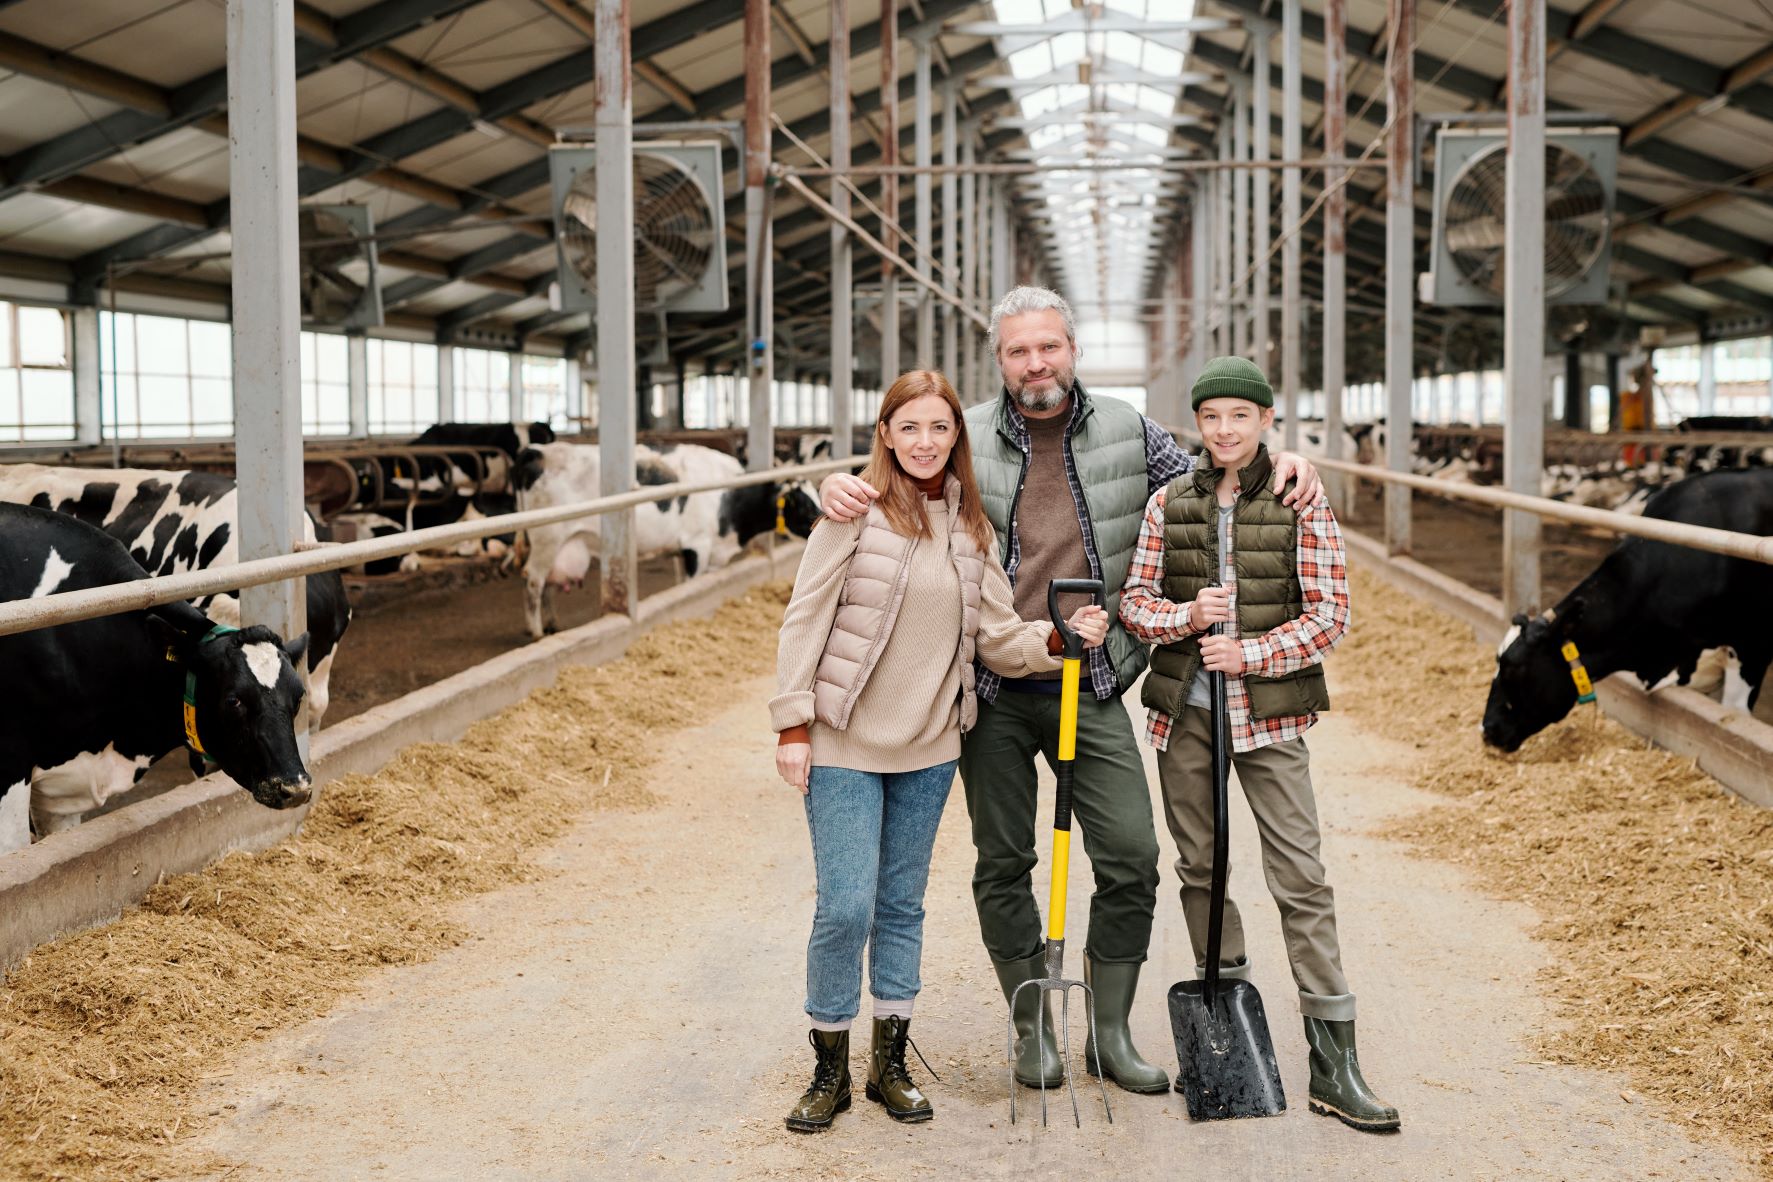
[1305,1017,1400,1132]
[993,952,1064,1088]
[865,1016,933,1122]
[785,1028,852,1133]
[1081,956,1170,1094]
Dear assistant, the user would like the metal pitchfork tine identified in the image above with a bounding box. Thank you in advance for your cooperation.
[1007,578,1113,1129]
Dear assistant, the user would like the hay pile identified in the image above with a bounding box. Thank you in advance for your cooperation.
[0,583,793,1181]
[1339,568,1773,1175]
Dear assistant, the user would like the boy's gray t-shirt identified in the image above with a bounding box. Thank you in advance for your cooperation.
[1184,503,1236,710]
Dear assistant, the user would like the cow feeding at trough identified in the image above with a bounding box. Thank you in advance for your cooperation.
[0,503,312,853]
[1483,468,1773,753]
[0,462,352,726]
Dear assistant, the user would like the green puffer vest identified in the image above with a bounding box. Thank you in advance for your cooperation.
[965,384,1151,691]
[1140,445,1332,720]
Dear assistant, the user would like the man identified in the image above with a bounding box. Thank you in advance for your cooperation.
[821,286,1321,1094]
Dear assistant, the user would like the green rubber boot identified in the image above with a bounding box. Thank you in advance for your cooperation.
[785,1028,852,1133]
[1081,956,1170,1094]
[865,1016,933,1122]
[993,952,1064,1088]
[1305,1017,1401,1132]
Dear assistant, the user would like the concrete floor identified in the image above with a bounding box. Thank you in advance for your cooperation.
[194,677,1751,1181]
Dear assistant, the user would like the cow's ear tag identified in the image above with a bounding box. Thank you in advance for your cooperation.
[1560,639,1597,704]
[165,645,179,663]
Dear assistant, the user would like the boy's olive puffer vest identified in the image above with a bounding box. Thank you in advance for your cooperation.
[965,384,1151,691]
[1141,445,1331,721]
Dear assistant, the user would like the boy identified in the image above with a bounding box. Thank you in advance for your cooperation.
[1117,355,1399,1132]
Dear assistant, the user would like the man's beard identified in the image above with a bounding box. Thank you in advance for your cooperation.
[1006,365,1075,413]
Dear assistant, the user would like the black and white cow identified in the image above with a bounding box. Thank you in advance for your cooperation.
[0,464,351,725]
[0,503,312,852]
[512,441,816,638]
[1483,468,1773,753]
[365,421,557,563]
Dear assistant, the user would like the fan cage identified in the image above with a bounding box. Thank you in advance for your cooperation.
[1442,140,1608,301]
[558,153,719,309]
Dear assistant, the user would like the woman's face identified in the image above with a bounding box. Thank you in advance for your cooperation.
[881,393,957,481]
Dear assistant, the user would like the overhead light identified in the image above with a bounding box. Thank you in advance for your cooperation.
[472,119,505,139]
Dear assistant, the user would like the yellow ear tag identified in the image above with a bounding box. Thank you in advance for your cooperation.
[1560,640,1596,704]
[183,699,205,755]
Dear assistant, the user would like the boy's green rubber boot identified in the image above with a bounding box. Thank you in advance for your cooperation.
[1305,1017,1401,1132]
[994,952,1064,1087]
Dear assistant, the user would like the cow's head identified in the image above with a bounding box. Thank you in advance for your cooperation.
[152,610,313,809]
[780,482,822,537]
[1482,603,1584,753]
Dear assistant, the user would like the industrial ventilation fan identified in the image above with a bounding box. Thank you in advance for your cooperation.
[1425,128,1617,307]
[297,203,382,328]
[549,142,729,313]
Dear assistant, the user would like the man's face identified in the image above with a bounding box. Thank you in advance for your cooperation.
[995,310,1079,415]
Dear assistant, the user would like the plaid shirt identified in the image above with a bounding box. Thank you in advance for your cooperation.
[1118,479,1351,752]
[975,391,1197,704]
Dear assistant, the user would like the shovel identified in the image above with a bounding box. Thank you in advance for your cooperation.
[1167,620,1287,1121]
[1007,577,1114,1128]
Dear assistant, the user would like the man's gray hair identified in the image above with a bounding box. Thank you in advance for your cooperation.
[988,286,1076,354]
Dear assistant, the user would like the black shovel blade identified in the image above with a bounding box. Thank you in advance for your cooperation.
[1168,978,1287,1121]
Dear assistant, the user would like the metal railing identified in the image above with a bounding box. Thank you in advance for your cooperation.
[1320,456,1773,566]
[0,456,856,640]
[1159,424,1773,568]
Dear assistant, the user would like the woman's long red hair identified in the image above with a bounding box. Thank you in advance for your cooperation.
[860,370,995,553]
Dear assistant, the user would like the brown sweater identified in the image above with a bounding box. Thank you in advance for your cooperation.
[1010,411,1093,679]
[773,487,1061,773]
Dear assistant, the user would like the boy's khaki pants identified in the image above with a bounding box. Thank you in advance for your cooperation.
[1156,705,1356,1021]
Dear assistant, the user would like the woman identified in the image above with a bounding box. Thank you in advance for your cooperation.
[771,370,1107,1132]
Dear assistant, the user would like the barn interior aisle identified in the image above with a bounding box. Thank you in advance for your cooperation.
[180,566,1752,1182]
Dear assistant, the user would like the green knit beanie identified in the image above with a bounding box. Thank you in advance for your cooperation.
[1191,355,1274,409]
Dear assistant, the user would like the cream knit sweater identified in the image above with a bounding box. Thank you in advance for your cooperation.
[774,499,1061,773]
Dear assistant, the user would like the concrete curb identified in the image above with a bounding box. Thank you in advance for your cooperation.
[0,541,803,969]
[1345,527,1773,810]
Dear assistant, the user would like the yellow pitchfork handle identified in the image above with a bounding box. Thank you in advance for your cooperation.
[1042,577,1103,945]
[1048,655,1082,941]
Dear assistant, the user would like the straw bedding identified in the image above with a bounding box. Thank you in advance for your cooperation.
[0,582,793,1181]
[1339,567,1773,1176]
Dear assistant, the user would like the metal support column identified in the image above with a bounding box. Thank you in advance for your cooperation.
[436,344,455,423]
[941,81,958,378]
[507,350,523,424]
[1214,123,1230,355]
[348,333,369,437]
[1605,353,1620,430]
[1189,181,1210,389]
[1252,25,1271,375]
[227,0,307,723]
[829,0,852,457]
[1322,0,1346,490]
[565,355,582,427]
[745,0,774,475]
[1383,0,1414,555]
[1562,350,1584,429]
[960,129,977,398]
[72,305,101,444]
[913,37,934,368]
[879,5,900,385]
[1280,0,1301,449]
[1232,79,1250,359]
[599,0,639,617]
[1503,0,1545,616]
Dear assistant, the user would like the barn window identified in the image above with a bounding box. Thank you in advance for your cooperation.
[99,311,233,440]
[0,301,75,442]
[452,347,510,422]
[299,331,351,436]
[368,339,439,434]
[517,354,567,428]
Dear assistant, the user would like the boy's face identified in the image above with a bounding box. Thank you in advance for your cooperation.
[1195,397,1274,469]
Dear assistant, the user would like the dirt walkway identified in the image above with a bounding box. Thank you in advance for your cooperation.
[194,678,1748,1181]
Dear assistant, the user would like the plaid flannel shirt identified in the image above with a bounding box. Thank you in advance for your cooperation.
[975,395,1197,704]
[1118,480,1351,752]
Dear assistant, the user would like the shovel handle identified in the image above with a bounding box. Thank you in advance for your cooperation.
[1046,578,1105,661]
[1203,615,1232,1002]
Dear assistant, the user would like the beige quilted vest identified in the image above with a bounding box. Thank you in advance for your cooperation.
[812,476,987,732]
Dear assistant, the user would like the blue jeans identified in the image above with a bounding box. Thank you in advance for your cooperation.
[803,762,957,1024]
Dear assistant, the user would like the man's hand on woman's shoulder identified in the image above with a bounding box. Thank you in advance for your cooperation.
[819,472,880,522]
